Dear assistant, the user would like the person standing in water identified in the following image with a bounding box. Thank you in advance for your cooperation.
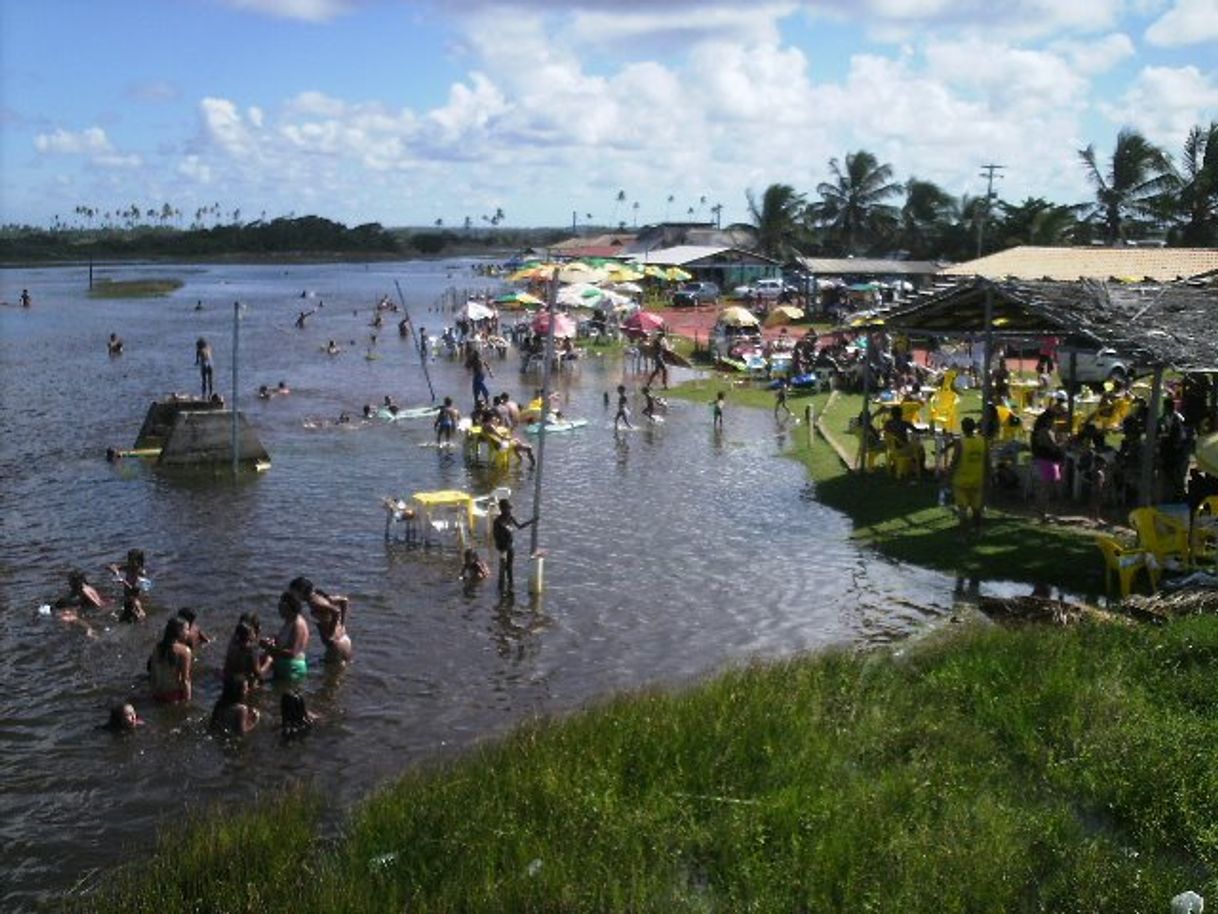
[434,397,459,446]
[263,591,310,680]
[148,617,193,703]
[492,499,535,596]
[614,384,633,431]
[774,379,794,421]
[195,338,214,399]
[289,576,352,665]
[20,289,31,308]
[712,391,725,431]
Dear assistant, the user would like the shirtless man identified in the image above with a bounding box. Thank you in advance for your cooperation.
[289,577,353,664]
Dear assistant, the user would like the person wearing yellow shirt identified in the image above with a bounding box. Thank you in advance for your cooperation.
[950,417,987,533]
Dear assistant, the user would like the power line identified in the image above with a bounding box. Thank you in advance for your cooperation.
[976,164,1005,258]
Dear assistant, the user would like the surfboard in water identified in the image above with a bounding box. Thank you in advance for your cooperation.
[524,418,588,435]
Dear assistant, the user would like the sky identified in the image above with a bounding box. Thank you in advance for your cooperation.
[1,0,1216,231]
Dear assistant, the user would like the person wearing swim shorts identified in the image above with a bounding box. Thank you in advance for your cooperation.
[614,384,633,431]
[195,338,214,398]
[435,397,459,445]
[263,591,309,680]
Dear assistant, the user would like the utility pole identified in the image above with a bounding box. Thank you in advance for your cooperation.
[976,164,1005,258]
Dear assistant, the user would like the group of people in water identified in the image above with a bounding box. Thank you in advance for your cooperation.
[52,556,349,740]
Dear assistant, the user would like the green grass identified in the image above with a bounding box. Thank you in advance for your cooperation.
[794,390,1107,596]
[88,277,185,298]
[80,619,1218,912]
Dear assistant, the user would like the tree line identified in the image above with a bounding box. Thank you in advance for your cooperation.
[745,124,1218,262]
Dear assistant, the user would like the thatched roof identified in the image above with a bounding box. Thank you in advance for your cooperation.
[939,245,1218,282]
[886,276,1218,372]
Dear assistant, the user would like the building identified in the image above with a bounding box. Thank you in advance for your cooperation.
[625,245,782,288]
[939,245,1218,282]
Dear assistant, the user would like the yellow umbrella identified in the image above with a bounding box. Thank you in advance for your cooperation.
[764,304,805,327]
[718,305,760,327]
[665,267,692,282]
[509,262,559,282]
[642,264,668,279]
[606,266,643,283]
[558,262,608,284]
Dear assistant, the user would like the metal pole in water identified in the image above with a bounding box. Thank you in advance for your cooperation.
[528,265,559,593]
[232,300,239,477]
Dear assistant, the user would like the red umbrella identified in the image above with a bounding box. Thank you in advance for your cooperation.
[531,311,577,339]
[622,310,666,338]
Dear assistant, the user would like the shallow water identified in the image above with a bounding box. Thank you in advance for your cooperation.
[1,260,961,910]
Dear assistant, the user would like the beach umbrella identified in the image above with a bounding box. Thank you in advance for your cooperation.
[457,301,494,321]
[606,266,644,283]
[764,304,805,327]
[613,281,643,294]
[557,283,601,306]
[665,266,692,282]
[460,300,496,321]
[509,262,558,282]
[531,311,577,338]
[642,264,669,280]
[558,262,607,284]
[496,290,543,307]
[622,310,666,336]
[718,305,761,327]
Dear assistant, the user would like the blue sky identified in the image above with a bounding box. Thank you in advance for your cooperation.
[2,0,1215,230]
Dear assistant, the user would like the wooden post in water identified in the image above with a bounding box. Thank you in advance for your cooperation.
[231,301,240,477]
[528,266,560,594]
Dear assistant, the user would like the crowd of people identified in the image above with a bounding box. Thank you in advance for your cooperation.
[51,560,346,741]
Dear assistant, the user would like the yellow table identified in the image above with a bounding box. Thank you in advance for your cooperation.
[412,490,475,542]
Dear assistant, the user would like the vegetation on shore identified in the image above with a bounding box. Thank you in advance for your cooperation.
[88,278,184,298]
[80,617,1218,912]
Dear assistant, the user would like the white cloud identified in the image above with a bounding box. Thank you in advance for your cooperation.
[34,126,113,155]
[1100,65,1218,145]
[200,97,257,156]
[217,0,355,23]
[1051,33,1136,74]
[1145,0,1218,45]
[177,155,213,183]
[33,126,143,168]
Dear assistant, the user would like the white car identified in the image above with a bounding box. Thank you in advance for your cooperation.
[1057,347,1137,387]
[733,278,788,301]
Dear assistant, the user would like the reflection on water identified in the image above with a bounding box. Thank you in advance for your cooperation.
[0,260,959,910]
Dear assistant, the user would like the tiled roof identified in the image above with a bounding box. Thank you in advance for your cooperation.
[940,245,1218,282]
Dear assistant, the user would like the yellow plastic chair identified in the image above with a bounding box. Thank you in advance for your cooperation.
[928,390,958,432]
[849,427,883,471]
[1128,507,1191,574]
[884,433,914,480]
[1192,496,1218,571]
[1095,535,1155,597]
[994,404,1023,442]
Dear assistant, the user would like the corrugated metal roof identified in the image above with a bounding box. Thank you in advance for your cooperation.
[940,246,1218,282]
[626,245,780,266]
[798,257,940,275]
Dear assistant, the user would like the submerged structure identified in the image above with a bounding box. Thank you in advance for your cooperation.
[130,397,270,471]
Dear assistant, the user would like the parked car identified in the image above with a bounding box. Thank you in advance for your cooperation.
[671,281,720,307]
[1057,346,1141,389]
[732,278,792,302]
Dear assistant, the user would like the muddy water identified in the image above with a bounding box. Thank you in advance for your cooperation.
[0,260,959,910]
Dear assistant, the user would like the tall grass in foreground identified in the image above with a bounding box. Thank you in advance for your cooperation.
[81,619,1218,912]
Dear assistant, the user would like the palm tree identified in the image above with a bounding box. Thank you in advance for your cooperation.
[710,202,723,229]
[746,183,807,260]
[1077,128,1176,243]
[997,197,1077,248]
[811,151,901,255]
[632,201,639,227]
[899,178,957,259]
[1172,121,1218,245]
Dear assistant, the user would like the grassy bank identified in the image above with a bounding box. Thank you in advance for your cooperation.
[795,389,1106,596]
[82,618,1218,912]
[88,277,184,298]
